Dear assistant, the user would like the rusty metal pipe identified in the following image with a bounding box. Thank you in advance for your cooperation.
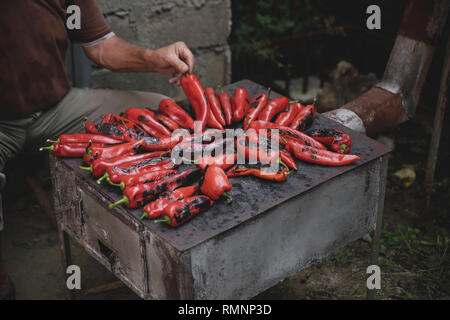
[324,0,449,137]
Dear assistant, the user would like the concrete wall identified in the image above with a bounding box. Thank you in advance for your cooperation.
[92,0,232,101]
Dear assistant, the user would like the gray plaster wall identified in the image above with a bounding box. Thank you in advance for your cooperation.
[93,0,232,101]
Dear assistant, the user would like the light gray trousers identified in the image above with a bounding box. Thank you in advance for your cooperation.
[0,87,169,231]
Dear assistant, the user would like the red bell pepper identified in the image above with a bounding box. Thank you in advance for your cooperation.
[274,102,303,127]
[141,186,199,220]
[227,164,291,182]
[83,139,145,164]
[109,168,202,209]
[101,158,177,185]
[231,88,250,123]
[290,104,316,132]
[249,121,326,150]
[79,151,168,177]
[47,133,122,145]
[285,140,360,166]
[153,195,213,227]
[40,143,90,158]
[257,96,291,122]
[181,73,208,131]
[205,88,226,127]
[217,85,233,126]
[158,99,195,131]
[156,114,179,131]
[109,169,178,190]
[244,88,271,131]
[200,165,233,203]
[123,108,172,137]
[307,128,352,154]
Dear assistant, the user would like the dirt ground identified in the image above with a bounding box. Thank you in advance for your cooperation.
[1,105,449,300]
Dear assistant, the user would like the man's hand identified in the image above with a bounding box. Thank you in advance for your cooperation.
[83,36,195,85]
[147,42,195,85]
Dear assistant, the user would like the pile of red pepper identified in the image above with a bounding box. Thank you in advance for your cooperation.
[41,74,361,228]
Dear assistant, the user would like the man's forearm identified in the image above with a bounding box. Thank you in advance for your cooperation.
[83,35,155,73]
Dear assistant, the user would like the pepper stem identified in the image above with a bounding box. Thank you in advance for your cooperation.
[247,116,252,126]
[217,85,223,93]
[107,177,125,191]
[97,172,109,184]
[154,215,171,224]
[280,134,287,144]
[46,139,60,144]
[141,211,149,220]
[267,87,272,97]
[339,143,348,154]
[109,195,129,209]
[185,73,190,77]
[289,100,300,104]
[278,158,289,170]
[79,165,93,173]
[39,145,54,152]
[222,192,233,204]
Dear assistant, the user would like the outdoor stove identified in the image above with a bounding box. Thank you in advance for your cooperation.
[50,80,390,299]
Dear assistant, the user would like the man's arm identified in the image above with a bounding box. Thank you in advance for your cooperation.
[83,35,195,85]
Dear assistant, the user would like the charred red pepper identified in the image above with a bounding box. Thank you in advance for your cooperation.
[102,113,149,137]
[109,168,202,209]
[83,139,144,164]
[200,165,233,203]
[205,88,226,127]
[156,114,179,131]
[231,88,250,123]
[244,88,271,131]
[249,120,326,150]
[194,153,237,172]
[123,108,172,137]
[47,133,122,145]
[109,169,178,191]
[40,143,90,158]
[80,150,168,177]
[286,140,360,166]
[227,163,291,182]
[257,96,291,122]
[158,99,195,131]
[181,73,208,131]
[274,101,303,127]
[290,104,316,132]
[85,121,128,142]
[100,158,177,185]
[141,186,199,220]
[217,85,233,126]
[307,128,352,154]
[153,195,213,227]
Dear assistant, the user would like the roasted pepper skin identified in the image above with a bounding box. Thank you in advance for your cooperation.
[109,168,202,209]
[218,86,233,126]
[205,88,226,127]
[286,140,360,166]
[244,88,271,131]
[200,165,232,203]
[85,121,128,142]
[249,120,326,150]
[123,108,172,137]
[290,104,316,132]
[102,113,149,137]
[195,153,237,172]
[307,128,352,154]
[83,139,144,164]
[257,96,290,122]
[181,73,208,131]
[154,195,213,227]
[231,88,250,123]
[158,99,195,131]
[274,102,303,127]
[156,114,179,131]
[80,150,167,177]
[40,143,89,158]
[142,186,199,220]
